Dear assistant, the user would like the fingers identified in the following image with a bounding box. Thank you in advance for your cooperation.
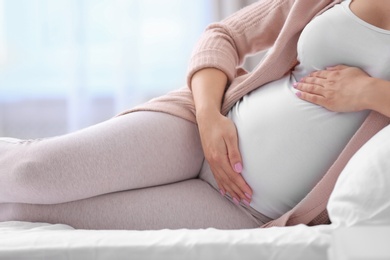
[325,64,349,71]
[211,162,252,206]
[295,90,326,107]
[309,65,350,78]
[210,126,252,205]
[294,81,324,96]
[208,142,252,205]
[224,122,253,203]
[309,70,327,79]
[294,75,327,96]
[294,78,327,107]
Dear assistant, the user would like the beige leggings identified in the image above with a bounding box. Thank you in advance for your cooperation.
[0,112,271,230]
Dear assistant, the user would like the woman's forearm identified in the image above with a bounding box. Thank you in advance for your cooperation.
[190,68,252,202]
[364,78,390,118]
[191,68,228,122]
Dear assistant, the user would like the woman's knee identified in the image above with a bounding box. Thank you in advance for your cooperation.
[8,158,46,191]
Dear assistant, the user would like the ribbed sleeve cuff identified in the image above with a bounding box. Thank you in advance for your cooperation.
[186,49,237,90]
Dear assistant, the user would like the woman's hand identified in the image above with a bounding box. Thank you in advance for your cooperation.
[191,67,252,205]
[294,65,372,112]
[197,111,252,206]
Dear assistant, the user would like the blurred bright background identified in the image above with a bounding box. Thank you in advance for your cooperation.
[0,0,256,138]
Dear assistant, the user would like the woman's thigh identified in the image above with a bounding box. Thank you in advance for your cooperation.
[0,112,204,204]
[0,179,262,230]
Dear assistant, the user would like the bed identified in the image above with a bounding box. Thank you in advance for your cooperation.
[1,124,389,260]
[0,222,332,260]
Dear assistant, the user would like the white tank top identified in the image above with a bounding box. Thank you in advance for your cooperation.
[228,0,390,219]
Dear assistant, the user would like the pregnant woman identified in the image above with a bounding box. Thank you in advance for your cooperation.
[1,0,389,230]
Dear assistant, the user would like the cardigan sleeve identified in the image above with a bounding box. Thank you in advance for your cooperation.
[186,0,295,88]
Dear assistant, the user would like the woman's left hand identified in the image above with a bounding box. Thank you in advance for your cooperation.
[294,65,371,112]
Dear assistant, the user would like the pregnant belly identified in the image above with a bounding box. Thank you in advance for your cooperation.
[228,74,369,219]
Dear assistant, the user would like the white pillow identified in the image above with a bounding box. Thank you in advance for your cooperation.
[327,124,390,227]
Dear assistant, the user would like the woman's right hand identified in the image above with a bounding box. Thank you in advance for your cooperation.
[191,67,252,205]
[197,111,252,206]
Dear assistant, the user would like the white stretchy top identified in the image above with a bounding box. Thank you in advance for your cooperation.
[228,0,390,219]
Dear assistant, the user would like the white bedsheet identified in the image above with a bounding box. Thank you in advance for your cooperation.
[0,221,333,260]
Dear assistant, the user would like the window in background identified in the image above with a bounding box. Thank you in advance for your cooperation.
[0,0,212,138]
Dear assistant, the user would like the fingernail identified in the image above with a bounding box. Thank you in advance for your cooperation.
[296,92,302,98]
[293,82,298,88]
[245,192,252,199]
[219,189,225,196]
[233,197,240,206]
[242,199,250,207]
[234,162,243,173]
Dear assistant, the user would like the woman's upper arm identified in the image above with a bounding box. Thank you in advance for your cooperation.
[186,0,295,88]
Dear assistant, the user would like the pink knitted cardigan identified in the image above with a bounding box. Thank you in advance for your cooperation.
[119,0,390,227]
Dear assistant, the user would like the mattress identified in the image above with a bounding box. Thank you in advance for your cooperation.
[0,221,332,260]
